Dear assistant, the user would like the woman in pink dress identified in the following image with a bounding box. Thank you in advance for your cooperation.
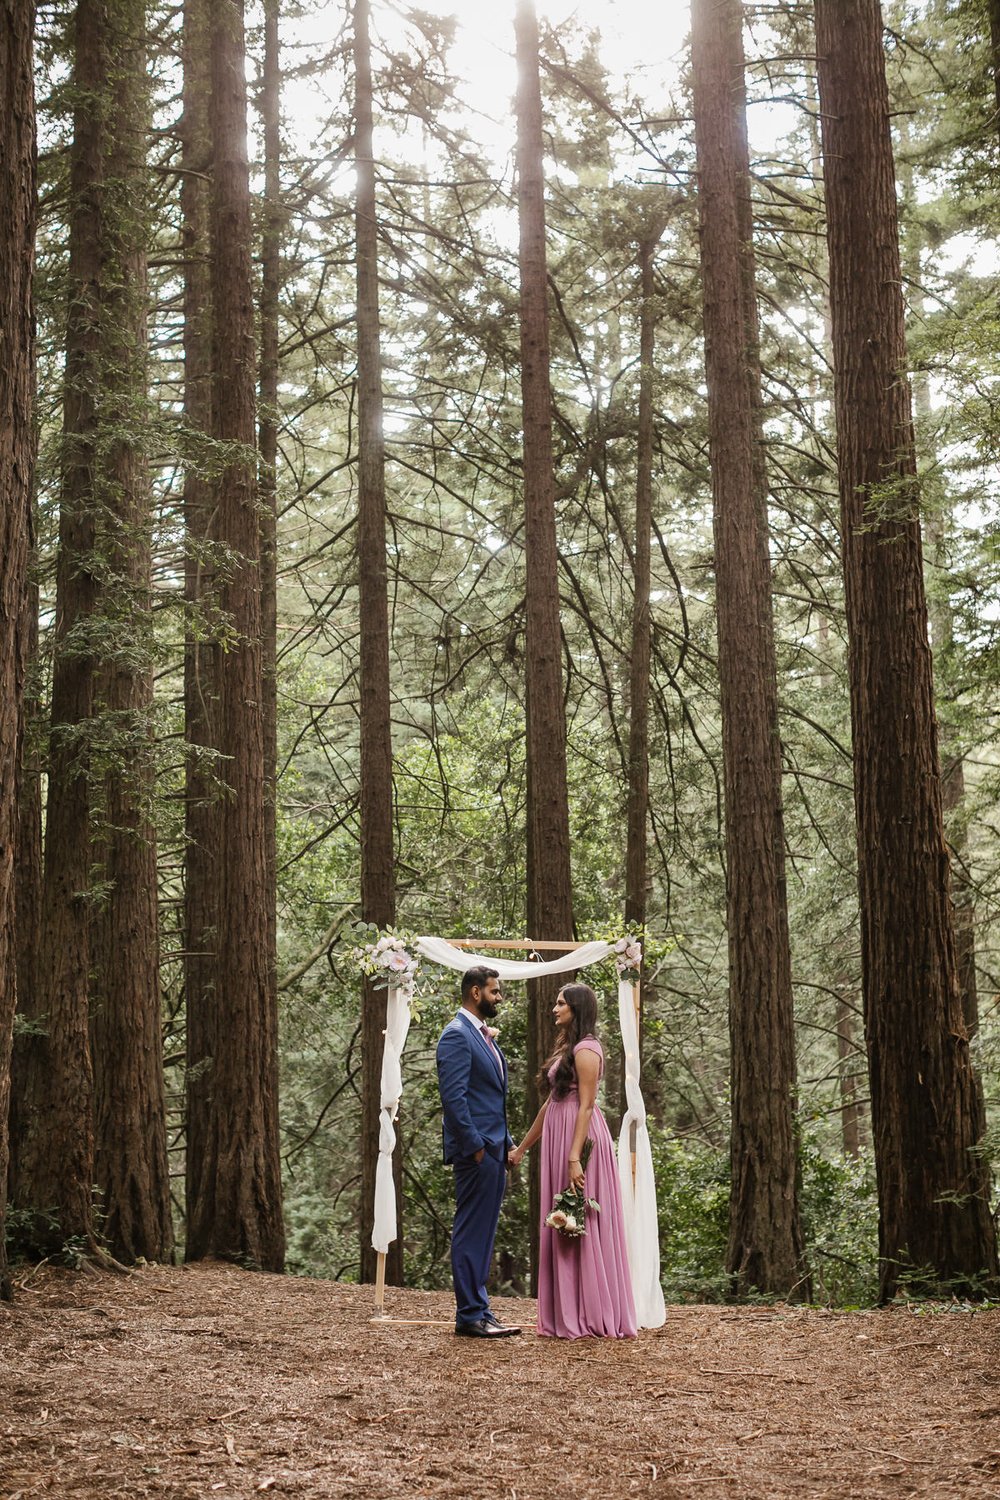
[510,983,637,1339]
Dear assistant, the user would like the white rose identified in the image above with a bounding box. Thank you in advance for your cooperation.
[546,1210,568,1230]
[387,951,411,972]
[563,1215,578,1232]
[614,937,629,953]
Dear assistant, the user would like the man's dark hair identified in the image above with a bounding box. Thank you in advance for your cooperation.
[461,965,499,999]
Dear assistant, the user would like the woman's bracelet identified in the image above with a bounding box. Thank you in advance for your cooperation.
[569,1157,581,1163]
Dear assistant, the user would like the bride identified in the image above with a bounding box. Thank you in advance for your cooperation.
[510,983,637,1339]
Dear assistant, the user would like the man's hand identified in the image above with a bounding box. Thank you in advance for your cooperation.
[474,1147,485,1163]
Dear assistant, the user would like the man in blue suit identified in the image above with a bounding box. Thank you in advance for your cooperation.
[436,966,521,1338]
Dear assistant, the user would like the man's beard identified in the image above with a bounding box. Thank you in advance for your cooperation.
[479,997,500,1020]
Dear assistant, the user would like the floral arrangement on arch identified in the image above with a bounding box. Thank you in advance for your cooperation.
[349,927,420,990]
[612,935,643,975]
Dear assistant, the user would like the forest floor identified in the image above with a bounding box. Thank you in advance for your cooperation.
[2,1264,1000,1500]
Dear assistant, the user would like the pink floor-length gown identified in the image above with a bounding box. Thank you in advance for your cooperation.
[536,1037,637,1339]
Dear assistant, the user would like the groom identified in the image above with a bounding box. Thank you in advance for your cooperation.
[436,966,521,1338]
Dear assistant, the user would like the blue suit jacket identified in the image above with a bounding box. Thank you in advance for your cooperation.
[436,1014,514,1164]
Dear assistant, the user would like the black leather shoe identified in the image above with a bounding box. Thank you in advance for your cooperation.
[455,1318,520,1338]
[484,1311,521,1333]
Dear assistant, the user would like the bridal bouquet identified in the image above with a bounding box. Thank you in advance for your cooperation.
[545,1140,600,1239]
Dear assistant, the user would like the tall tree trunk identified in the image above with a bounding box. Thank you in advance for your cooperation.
[180,0,219,1244]
[621,220,663,1125]
[258,0,280,1220]
[0,0,35,1294]
[911,363,980,1043]
[897,136,981,1044]
[515,0,576,1290]
[691,0,807,1297]
[14,0,110,1259]
[8,585,42,1214]
[623,227,659,941]
[86,0,172,1267]
[354,0,401,1287]
[815,0,998,1300]
[987,0,1000,134]
[185,0,284,1270]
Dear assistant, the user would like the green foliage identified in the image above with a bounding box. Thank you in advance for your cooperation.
[651,1133,731,1304]
[647,1129,880,1308]
[798,1135,880,1308]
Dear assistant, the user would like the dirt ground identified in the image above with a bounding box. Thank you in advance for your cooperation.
[2,1264,1000,1500]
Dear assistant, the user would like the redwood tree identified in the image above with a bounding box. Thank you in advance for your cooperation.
[184,0,284,1269]
[0,0,35,1290]
[354,0,401,1286]
[691,0,806,1296]
[258,0,280,1199]
[14,0,113,1259]
[515,0,576,1284]
[815,0,997,1299]
[623,223,661,946]
[180,0,219,1236]
[86,0,172,1266]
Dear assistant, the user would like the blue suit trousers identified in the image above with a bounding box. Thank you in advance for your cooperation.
[451,1145,508,1326]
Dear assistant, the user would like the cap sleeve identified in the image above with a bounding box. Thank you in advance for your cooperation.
[573,1037,604,1077]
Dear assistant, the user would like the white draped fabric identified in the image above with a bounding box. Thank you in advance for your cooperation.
[415,935,617,980]
[371,985,413,1255]
[616,980,666,1328]
[369,935,666,1329]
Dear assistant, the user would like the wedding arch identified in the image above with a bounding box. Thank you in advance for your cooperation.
[358,932,666,1330]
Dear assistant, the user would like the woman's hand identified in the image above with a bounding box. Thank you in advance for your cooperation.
[508,1143,525,1168]
[568,1157,585,1191]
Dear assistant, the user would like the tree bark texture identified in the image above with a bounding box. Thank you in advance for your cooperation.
[620,222,663,1126]
[180,0,220,1240]
[354,0,402,1286]
[82,0,172,1266]
[815,0,998,1299]
[0,0,35,1291]
[515,0,576,1290]
[988,0,1000,136]
[258,0,281,1236]
[691,0,807,1297]
[8,581,41,1214]
[914,418,980,1044]
[184,0,284,1270]
[624,231,657,939]
[14,0,109,1258]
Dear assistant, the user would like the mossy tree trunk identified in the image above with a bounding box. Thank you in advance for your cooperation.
[815,0,998,1300]
[691,0,807,1297]
[0,0,35,1293]
[515,0,576,1291]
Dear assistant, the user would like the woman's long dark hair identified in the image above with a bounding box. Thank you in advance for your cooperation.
[541,983,599,1100]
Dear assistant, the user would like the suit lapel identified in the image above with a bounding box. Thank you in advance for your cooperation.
[474,1021,504,1081]
[458,1012,505,1084]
